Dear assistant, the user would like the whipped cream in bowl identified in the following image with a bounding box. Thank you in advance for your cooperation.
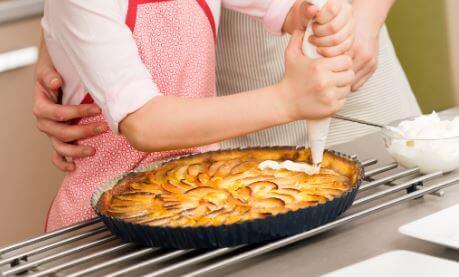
[382,112,459,174]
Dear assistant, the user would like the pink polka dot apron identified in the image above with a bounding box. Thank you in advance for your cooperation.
[46,0,218,232]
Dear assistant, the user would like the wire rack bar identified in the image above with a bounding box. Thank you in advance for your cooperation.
[0,217,102,256]
[29,243,134,277]
[2,235,117,276]
[0,226,107,267]
[182,177,459,277]
[1,159,455,277]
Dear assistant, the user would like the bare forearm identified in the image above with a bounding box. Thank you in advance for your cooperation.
[352,0,395,33]
[120,84,293,152]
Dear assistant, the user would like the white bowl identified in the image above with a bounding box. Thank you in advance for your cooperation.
[382,115,459,174]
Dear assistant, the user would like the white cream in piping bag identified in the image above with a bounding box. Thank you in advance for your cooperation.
[258,0,329,175]
[304,0,330,167]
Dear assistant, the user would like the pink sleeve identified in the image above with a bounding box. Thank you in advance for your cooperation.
[44,0,161,132]
[222,0,297,35]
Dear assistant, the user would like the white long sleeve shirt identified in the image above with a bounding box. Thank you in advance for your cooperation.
[42,0,296,131]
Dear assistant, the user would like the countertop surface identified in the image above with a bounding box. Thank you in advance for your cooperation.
[1,109,458,277]
[220,108,459,277]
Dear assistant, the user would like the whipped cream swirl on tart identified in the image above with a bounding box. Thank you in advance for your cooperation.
[98,148,360,228]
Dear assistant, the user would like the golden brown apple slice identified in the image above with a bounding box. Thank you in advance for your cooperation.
[268,192,296,204]
[112,192,154,203]
[214,159,241,178]
[197,173,210,185]
[161,181,188,194]
[203,191,230,206]
[185,186,220,197]
[208,161,226,177]
[248,181,278,196]
[232,186,252,203]
[231,161,258,175]
[298,191,328,203]
[286,200,319,211]
[252,197,286,213]
[129,182,163,195]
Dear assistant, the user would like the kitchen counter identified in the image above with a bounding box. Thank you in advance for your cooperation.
[1,109,458,277]
[221,108,459,276]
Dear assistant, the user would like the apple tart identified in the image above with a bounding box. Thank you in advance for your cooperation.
[97,148,361,230]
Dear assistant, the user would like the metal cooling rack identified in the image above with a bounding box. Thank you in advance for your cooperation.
[1,158,458,277]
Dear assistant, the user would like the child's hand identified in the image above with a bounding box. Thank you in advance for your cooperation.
[280,31,355,120]
[308,0,354,57]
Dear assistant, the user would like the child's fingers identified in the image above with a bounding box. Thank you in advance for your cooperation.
[313,1,349,37]
[315,0,342,25]
[317,34,354,57]
[320,55,353,72]
[309,19,353,47]
[330,69,355,87]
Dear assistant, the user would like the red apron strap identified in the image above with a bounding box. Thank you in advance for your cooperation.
[195,0,217,42]
[126,0,139,31]
[79,0,217,109]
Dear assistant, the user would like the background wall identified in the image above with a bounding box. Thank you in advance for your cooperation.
[446,0,459,103]
[0,17,63,246]
[386,0,456,113]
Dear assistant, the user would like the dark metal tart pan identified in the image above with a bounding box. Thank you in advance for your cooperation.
[91,146,364,249]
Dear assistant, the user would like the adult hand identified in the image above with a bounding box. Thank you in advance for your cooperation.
[33,40,107,171]
[349,14,379,91]
[348,0,396,91]
[309,0,355,57]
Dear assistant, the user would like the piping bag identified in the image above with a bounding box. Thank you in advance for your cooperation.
[303,0,330,169]
[257,0,331,175]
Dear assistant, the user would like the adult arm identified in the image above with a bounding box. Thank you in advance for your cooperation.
[350,0,396,91]
[33,38,107,171]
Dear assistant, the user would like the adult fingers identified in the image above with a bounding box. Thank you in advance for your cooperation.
[317,34,354,57]
[309,18,353,47]
[33,98,101,122]
[51,137,96,159]
[51,150,75,172]
[352,64,375,91]
[315,0,342,25]
[330,69,355,87]
[297,2,319,29]
[37,119,108,142]
[334,85,352,100]
[39,67,63,91]
[320,55,353,72]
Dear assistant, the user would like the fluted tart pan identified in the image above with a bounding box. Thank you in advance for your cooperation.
[92,147,364,249]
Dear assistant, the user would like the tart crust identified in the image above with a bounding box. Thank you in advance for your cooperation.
[97,148,360,228]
